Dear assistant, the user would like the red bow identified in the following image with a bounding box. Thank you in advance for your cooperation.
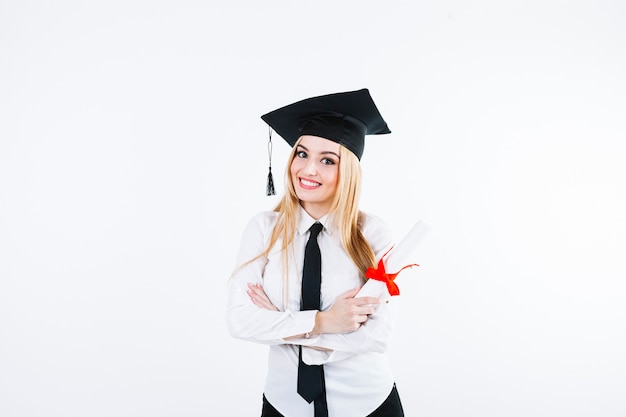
[365,248,419,296]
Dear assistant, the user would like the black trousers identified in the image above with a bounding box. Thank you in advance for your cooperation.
[261,384,404,417]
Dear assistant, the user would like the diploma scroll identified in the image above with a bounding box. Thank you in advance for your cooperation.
[356,219,428,298]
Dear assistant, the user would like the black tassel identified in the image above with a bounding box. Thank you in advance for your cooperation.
[266,166,276,196]
[266,127,276,196]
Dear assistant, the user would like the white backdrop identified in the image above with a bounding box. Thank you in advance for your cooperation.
[1,1,625,416]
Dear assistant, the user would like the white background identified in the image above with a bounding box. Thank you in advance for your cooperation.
[1,1,625,416]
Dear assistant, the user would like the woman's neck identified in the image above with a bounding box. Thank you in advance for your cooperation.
[300,202,330,220]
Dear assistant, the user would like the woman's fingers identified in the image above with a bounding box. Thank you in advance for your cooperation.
[354,296,380,307]
[247,283,279,311]
[339,288,380,307]
[317,288,382,333]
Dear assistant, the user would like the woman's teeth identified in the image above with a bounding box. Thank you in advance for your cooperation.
[301,179,320,187]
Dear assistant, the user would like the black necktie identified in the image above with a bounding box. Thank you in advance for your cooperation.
[297,222,328,417]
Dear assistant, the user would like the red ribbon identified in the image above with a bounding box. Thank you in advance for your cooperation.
[365,248,419,296]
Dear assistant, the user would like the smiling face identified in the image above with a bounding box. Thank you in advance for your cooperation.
[290,135,341,219]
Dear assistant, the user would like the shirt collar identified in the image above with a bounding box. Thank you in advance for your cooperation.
[296,205,336,236]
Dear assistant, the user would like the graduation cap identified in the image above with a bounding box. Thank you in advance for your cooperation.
[261,88,391,195]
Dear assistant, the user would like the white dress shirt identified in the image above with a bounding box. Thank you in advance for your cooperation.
[226,207,398,417]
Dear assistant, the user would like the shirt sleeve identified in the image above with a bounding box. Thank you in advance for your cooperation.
[225,213,318,344]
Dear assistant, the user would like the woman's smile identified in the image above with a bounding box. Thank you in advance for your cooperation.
[299,177,322,189]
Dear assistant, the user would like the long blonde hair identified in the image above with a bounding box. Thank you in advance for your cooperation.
[259,138,376,278]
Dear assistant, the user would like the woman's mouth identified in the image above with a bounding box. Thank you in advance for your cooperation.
[299,178,321,190]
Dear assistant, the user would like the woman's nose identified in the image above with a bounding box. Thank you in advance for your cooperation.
[304,160,317,175]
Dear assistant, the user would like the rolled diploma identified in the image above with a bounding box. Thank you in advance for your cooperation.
[356,219,429,298]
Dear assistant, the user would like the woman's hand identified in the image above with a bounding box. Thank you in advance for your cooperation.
[247,282,279,311]
[313,288,380,334]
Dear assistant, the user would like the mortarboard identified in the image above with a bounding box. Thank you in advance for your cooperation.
[260,88,391,195]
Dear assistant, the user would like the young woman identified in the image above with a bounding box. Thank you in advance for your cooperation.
[226,89,404,417]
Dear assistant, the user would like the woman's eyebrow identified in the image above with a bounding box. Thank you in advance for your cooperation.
[321,151,340,159]
[297,144,340,159]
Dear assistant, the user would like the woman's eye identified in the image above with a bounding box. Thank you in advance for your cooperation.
[297,151,307,158]
[321,158,336,165]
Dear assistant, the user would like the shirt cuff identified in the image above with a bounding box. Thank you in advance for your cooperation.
[281,309,318,341]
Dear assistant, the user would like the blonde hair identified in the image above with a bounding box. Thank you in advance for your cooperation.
[258,138,376,279]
